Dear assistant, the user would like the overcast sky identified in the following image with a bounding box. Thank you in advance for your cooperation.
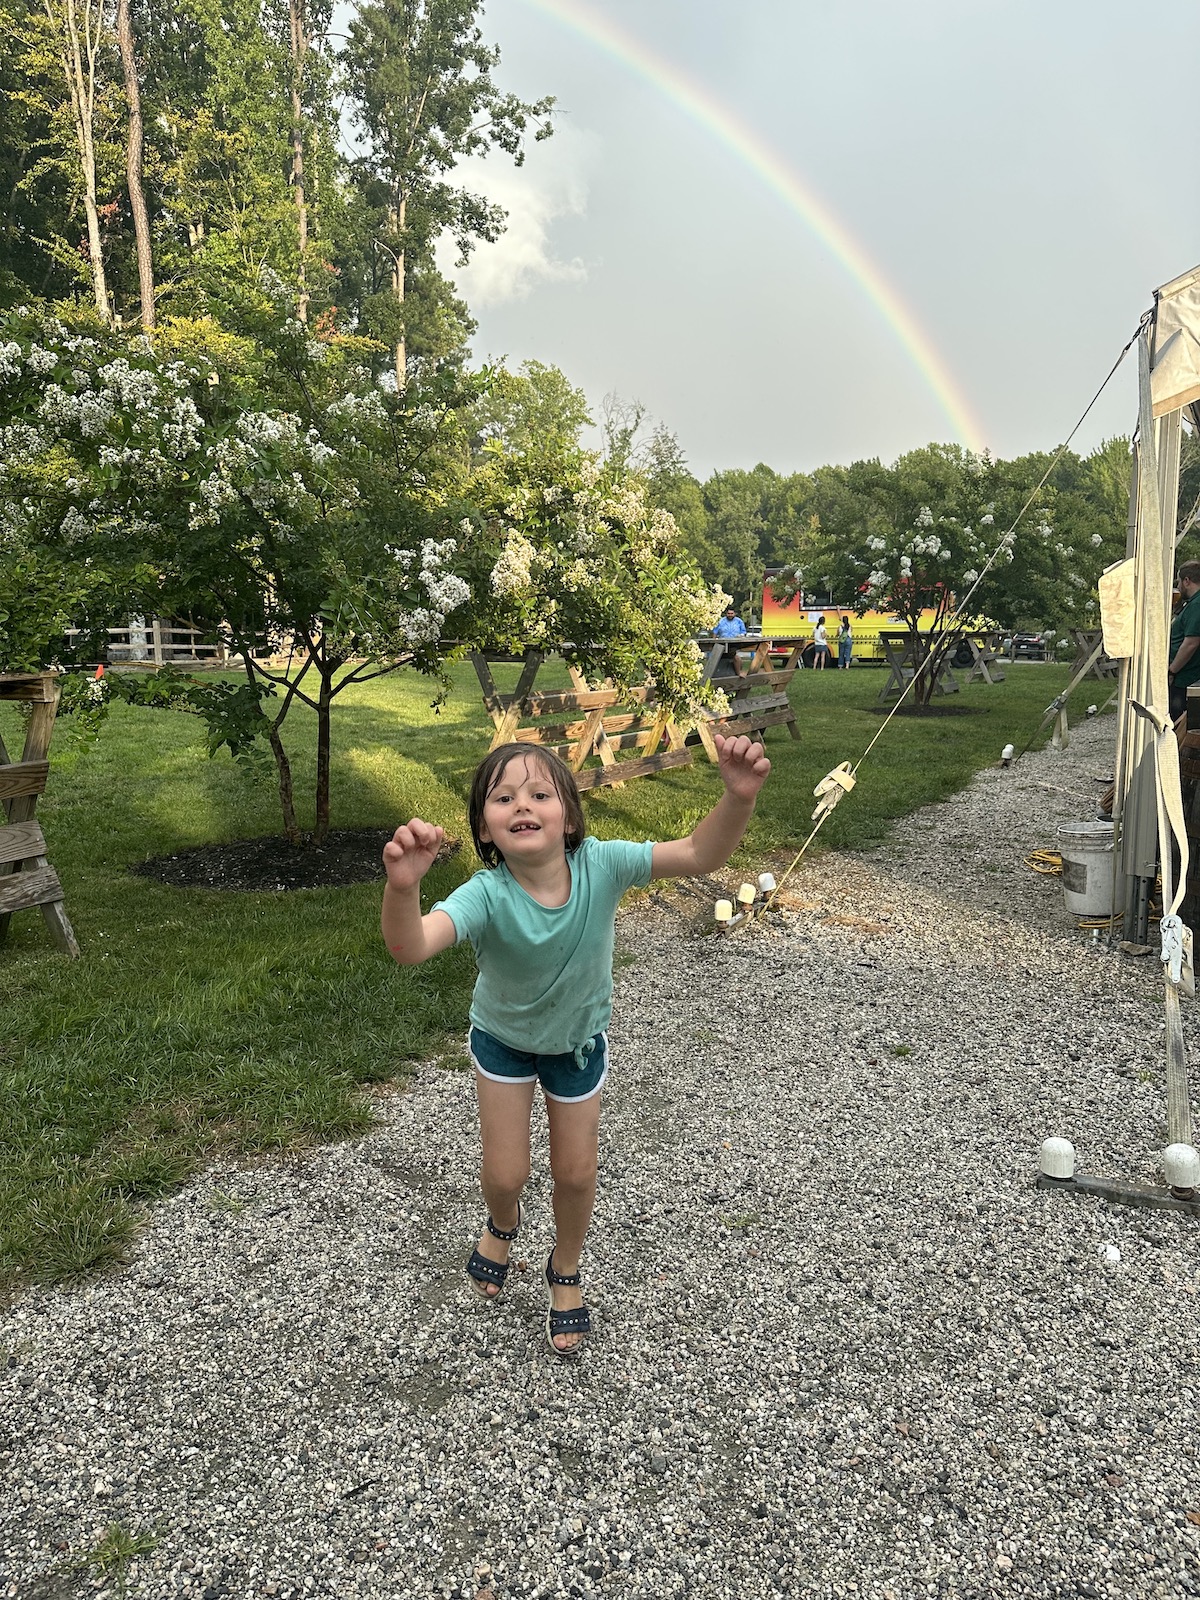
[432,0,1200,479]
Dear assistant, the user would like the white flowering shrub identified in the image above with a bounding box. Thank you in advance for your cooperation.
[0,299,482,840]
[0,291,729,836]
[457,453,727,719]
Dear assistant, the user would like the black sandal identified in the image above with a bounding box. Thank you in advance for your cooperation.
[544,1247,591,1357]
[466,1202,521,1300]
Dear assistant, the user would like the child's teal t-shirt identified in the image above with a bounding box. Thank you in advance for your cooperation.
[432,835,654,1056]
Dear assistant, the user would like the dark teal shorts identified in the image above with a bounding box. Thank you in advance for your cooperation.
[467,1025,609,1103]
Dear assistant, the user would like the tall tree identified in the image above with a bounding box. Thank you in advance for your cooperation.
[283,0,336,322]
[471,359,591,461]
[115,0,153,331]
[138,0,298,291]
[343,0,553,389]
[43,0,111,318]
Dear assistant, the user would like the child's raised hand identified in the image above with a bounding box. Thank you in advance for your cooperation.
[382,818,445,891]
[714,734,771,802]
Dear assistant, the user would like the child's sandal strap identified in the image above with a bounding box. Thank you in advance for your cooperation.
[548,1306,591,1335]
[546,1249,581,1287]
[486,1203,521,1242]
[466,1248,509,1288]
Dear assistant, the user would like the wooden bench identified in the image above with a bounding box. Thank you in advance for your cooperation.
[0,674,79,956]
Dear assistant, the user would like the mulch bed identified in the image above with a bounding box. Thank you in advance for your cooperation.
[131,829,462,893]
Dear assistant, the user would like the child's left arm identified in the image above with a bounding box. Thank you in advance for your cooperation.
[651,733,771,880]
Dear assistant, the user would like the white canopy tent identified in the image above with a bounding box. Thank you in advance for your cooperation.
[1110,263,1200,1152]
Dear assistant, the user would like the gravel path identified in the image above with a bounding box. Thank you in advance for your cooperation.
[6,716,1200,1600]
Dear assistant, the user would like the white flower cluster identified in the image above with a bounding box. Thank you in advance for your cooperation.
[303,427,336,468]
[97,359,159,413]
[602,484,646,527]
[237,411,297,449]
[161,398,203,459]
[326,390,386,428]
[26,345,57,375]
[417,538,468,615]
[0,423,45,463]
[0,341,22,380]
[394,607,442,647]
[59,506,91,542]
[490,531,537,596]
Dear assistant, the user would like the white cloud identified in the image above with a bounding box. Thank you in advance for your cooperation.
[436,128,592,308]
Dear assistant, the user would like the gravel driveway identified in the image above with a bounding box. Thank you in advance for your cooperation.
[5,715,1200,1600]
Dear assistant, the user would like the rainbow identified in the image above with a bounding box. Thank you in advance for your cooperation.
[518,0,988,453]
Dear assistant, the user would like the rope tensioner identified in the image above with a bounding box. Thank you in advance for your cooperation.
[811,761,856,823]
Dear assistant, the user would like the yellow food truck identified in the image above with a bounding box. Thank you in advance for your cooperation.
[759,581,940,664]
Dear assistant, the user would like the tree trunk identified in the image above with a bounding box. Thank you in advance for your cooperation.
[288,0,309,323]
[902,627,935,708]
[314,667,333,846]
[48,0,110,320]
[267,719,302,844]
[239,656,301,843]
[115,0,154,333]
[391,191,406,390]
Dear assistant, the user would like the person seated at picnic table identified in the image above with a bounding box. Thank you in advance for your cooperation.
[713,605,747,639]
[711,604,750,676]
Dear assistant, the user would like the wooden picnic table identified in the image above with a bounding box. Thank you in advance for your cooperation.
[0,673,79,956]
[958,631,1006,685]
[692,634,803,757]
[1069,627,1119,680]
[877,631,960,700]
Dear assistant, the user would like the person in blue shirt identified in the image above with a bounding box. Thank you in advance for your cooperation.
[381,734,771,1356]
[712,605,747,639]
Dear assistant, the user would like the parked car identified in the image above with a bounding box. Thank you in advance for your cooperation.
[1008,631,1051,660]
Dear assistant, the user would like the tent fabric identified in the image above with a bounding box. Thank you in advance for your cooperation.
[1133,332,1189,919]
[1098,556,1135,659]
[1151,265,1200,418]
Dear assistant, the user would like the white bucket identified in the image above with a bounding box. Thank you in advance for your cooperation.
[1057,821,1115,917]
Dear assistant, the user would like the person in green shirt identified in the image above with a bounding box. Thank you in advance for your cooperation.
[1169,559,1200,720]
[380,733,771,1356]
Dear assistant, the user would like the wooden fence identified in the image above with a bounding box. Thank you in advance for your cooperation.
[62,618,227,667]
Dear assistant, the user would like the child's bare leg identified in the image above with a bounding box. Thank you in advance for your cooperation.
[473,1074,535,1295]
[545,1091,601,1350]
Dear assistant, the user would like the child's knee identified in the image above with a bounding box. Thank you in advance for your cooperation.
[550,1153,598,1196]
[482,1155,530,1197]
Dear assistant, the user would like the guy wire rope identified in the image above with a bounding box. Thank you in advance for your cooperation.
[762,318,1148,917]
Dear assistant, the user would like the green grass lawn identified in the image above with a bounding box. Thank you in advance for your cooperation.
[0,657,1075,1289]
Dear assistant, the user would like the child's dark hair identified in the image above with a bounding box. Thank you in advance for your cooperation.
[468,743,587,867]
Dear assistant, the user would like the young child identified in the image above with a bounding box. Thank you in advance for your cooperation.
[381,732,771,1357]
